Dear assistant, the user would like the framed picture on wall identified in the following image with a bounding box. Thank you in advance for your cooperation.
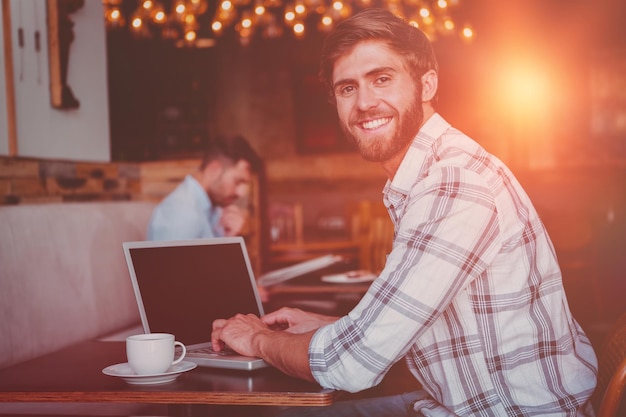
[292,66,354,154]
[47,0,83,109]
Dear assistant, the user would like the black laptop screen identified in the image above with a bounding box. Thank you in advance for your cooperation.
[128,241,263,346]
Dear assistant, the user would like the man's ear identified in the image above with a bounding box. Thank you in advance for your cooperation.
[202,159,224,181]
[421,70,438,102]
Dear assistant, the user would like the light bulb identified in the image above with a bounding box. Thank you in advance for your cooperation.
[293,22,305,36]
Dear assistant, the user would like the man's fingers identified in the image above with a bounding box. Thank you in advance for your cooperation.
[211,319,227,350]
[212,318,227,330]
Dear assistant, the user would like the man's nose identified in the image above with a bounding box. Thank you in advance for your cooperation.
[356,85,380,111]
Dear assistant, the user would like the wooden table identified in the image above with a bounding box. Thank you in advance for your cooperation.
[269,239,362,269]
[267,283,371,296]
[0,339,335,411]
[265,276,372,316]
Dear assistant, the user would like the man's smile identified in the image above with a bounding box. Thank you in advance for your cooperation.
[359,116,392,130]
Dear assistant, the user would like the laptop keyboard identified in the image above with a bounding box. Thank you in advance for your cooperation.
[188,344,237,357]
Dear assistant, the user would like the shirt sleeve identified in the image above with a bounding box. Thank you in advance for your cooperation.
[147,204,213,240]
[310,167,502,392]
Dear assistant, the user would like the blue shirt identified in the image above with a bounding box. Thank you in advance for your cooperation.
[310,113,597,416]
[147,175,224,240]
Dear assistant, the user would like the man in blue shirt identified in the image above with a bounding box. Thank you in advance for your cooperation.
[147,135,262,241]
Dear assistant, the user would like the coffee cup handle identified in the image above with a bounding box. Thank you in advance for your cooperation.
[172,341,186,365]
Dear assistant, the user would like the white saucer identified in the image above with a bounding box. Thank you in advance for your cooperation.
[102,361,197,385]
[321,270,377,284]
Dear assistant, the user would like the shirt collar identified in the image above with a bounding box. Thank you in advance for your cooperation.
[385,112,450,197]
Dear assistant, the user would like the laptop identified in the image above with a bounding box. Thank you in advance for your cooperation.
[122,237,268,371]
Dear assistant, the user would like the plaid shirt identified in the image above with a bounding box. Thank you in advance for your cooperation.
[310,113,598,416]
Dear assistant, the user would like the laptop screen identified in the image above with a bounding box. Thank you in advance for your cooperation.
[124,238,264,347]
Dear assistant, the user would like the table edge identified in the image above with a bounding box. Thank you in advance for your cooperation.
[0,390,337,406]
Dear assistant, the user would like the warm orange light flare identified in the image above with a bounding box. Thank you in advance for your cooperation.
[497,63,552,117]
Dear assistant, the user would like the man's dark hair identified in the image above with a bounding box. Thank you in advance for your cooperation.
[200,135,262,172]
[319,8,439,103]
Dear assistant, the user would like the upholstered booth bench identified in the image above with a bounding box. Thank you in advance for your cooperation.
[0,201,168,415]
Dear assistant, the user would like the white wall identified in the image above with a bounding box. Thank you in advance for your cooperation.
[1,0,110,162]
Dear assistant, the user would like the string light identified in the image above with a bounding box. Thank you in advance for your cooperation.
[102,0,474,46]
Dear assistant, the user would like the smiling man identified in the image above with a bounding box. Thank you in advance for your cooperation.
[211,9,597,417]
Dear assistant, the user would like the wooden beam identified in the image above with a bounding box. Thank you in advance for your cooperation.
[1,0,17,155]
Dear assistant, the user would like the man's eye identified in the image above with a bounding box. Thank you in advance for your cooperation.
[375,76,391,85]
[338,85,356,96]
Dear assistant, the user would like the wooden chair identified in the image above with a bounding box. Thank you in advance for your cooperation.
[269,202,304,244]
[351,200,394,274]
[592,312,626,417]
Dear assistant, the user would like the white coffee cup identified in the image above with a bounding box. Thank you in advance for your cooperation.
[126,333,186,375]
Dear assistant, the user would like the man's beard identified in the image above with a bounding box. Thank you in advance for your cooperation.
[341,93,423,163]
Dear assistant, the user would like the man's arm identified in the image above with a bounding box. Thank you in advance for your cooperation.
[256,327,316,382]
[211,308,338,382]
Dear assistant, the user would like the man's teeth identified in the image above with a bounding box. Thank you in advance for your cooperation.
[362,117,391,130]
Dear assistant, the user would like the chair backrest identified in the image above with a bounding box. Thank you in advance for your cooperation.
[269,202,304,244]
[592,312,626,417]
[367,215,394,274]
[351,200,394,273]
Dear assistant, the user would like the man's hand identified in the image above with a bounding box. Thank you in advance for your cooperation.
[220,205,248,236]
[211,313,269,357]
[261,307,339,334]
[211,309,322,383]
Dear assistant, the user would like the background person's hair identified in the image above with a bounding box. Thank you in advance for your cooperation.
[319,8,439,103]
[199,134,262,172]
